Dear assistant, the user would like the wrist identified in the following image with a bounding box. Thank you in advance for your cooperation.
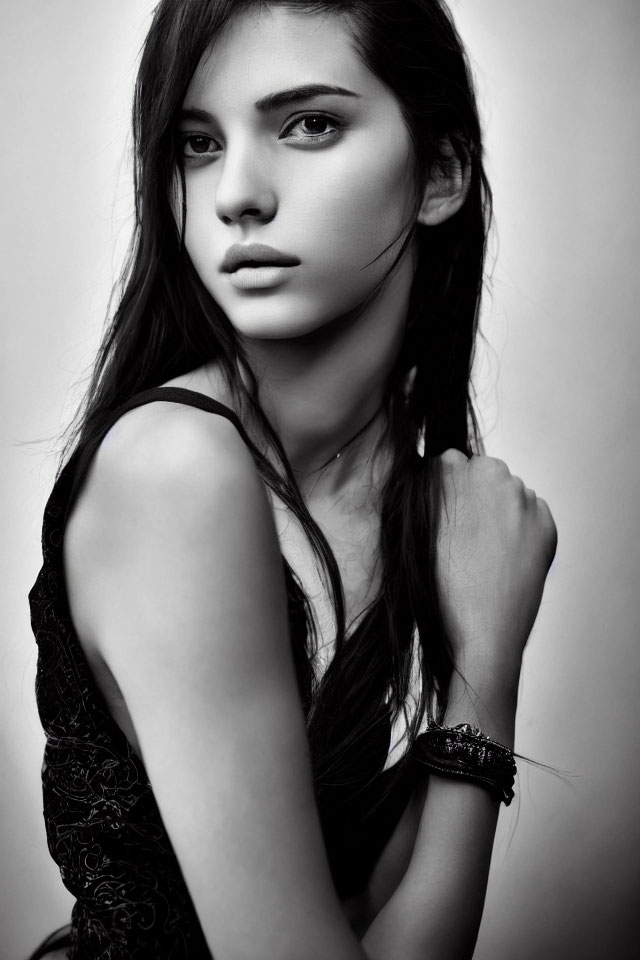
[444,664,519,750]
[454,641,522,693]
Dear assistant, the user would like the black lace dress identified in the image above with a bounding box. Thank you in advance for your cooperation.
[28,387,421,959]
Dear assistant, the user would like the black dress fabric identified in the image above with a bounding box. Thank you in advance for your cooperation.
[28,387,419,959]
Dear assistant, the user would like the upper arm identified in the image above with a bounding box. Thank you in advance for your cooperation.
[63,403,363,960]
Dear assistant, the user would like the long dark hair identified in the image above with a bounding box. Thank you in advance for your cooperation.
[64,0,492,809]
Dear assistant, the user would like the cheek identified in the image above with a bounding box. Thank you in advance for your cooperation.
[182,181,218,269]
[316,141,414,255]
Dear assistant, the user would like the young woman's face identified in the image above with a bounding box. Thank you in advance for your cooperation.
[176,4,418,340]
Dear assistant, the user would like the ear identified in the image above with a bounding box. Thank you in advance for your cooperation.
[417,138,472,227]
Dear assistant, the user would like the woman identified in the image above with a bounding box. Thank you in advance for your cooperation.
[28,0,557,957]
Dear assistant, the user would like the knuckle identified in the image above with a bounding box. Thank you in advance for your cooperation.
[439,448,468,468]
[537,495,553,521]
[477,455,509,477]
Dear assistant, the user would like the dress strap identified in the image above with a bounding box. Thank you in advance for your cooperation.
[112,386,252,446]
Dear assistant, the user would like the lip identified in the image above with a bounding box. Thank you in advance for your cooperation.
[228,264,297,290]
[221,242,301,273]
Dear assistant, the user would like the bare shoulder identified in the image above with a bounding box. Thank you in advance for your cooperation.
[94,397,253,492]
[64,398,276,653]
[67,398,262,549]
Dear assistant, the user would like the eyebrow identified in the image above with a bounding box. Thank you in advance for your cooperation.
[255,83,361,113]
[180,84,361,123]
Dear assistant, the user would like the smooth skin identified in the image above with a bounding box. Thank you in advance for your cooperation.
[64,6,557,959]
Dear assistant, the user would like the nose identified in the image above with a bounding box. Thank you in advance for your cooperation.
[215,141,277,226]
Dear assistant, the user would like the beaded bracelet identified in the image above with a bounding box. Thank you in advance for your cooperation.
[413,722,517,806]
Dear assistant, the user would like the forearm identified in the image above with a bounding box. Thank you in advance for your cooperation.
[360,663,519,960]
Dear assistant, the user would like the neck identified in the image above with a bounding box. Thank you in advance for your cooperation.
[242,254,414,500]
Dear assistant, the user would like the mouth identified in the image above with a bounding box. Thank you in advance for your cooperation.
[221,242,301,274]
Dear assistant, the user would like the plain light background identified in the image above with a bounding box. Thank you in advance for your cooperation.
[2,1,639,957]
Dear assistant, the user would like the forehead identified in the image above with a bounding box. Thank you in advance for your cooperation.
[185,5,378,108]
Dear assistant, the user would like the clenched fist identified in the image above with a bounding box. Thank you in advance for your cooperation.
[434,450,557,679]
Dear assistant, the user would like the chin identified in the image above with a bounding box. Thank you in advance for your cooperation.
[228,313,334,342]
[216,294,354,343]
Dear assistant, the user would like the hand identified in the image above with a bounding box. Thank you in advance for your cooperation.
[434,450,557,679]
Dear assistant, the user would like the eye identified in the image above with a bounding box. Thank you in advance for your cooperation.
[179,133,220,162]
[280,113,342,144]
